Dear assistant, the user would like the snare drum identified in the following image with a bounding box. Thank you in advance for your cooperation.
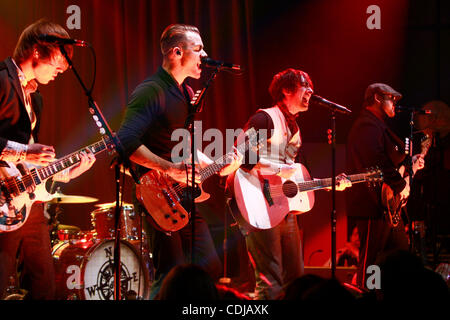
[52,239,150,300]
[56,225,81,242]
[91,204,141,241]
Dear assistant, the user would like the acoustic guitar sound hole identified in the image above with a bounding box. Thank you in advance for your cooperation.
[282,180,297,198]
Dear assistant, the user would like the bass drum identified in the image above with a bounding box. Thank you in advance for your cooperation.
[52,239,150,300]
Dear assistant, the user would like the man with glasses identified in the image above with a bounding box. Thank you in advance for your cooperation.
[226,68,351,299]
[346,83,425,290]
[0,19,96,299]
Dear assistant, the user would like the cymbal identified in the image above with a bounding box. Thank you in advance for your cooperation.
[94,201,133,208]
[415,100,450,136]
[49,191,99,204]
[56,224,81,232]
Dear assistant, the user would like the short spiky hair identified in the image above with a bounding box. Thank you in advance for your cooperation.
[268,68,313,104]
[160,24,200,56]
[13,18,72,64]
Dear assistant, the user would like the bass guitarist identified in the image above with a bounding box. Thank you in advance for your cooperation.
[346,83,425,290]
[0,19,96,299]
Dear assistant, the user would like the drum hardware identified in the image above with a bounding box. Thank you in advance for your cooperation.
[90,203,140,241]
[3,275,26,300]
[67,293,78,300]
[47,187,99,246]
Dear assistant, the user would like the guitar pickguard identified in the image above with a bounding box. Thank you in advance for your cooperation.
[136,171,190,232]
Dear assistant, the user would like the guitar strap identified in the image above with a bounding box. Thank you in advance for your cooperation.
[385,126,411,175]
[183,83,197,130]
[0,62,10,168]
[385,126,405,153]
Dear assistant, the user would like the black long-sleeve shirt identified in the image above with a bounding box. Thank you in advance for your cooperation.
[117,67,193,174]
[346,109,406,219]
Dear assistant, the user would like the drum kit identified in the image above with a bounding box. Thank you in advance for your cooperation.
[48,190,153,300]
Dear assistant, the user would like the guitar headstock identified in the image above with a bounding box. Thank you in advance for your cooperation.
[241,127,266,154]
[102,135,116,154]
[365,167,383,187]
[420,133,432,156]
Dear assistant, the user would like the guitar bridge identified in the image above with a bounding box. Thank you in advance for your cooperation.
[162,189,178,213]
[262,179,274,206]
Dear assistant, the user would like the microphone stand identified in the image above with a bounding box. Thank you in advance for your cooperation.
[406,110,415,252]
[328,111,337,279]
[58,45,140,301]
[184,66,221,264]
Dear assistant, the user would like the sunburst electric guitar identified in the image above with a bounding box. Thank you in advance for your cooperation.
[233,164,383,230]
[0,137,111,232]
[136,127,262,232]
[381,134,432,227]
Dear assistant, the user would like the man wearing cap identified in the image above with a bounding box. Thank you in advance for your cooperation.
[346,83,425,289]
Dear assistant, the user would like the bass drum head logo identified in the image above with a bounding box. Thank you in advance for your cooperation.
[83,240,147,300]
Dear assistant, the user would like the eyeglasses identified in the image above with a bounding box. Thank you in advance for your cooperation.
[299,75,313,90]
[382,94,398,104]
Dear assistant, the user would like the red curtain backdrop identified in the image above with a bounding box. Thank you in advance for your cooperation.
[0,0,412,265]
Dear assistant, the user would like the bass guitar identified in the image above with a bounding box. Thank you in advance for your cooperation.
[136,127,261,232]
[0,137,111,232]
[233,163,383,230]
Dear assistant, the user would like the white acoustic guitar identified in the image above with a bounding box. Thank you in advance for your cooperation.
[233,163,383,230]
[0,137,111,233]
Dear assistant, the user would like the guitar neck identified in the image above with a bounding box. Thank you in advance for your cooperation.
[37,139,107,181]
[297,173,370,192]
[199,161,227,182]
[198,138,251,182]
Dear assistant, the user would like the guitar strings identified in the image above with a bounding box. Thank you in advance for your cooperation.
[263,173,376,197]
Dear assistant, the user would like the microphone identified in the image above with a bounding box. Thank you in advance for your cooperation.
[201,57,242,71]
[310,95,352,114]
[38,34,89,47]
[395,105,433,115]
